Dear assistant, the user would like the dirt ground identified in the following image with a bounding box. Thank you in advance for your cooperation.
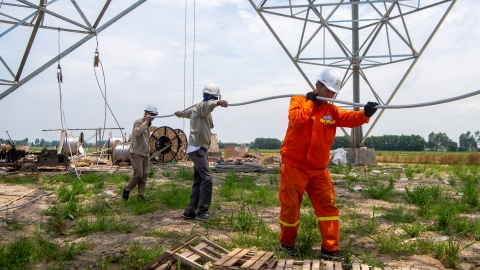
[1,164,479,270]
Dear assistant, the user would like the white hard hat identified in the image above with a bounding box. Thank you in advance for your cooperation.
[202,83,221,99]
[144,105,158,115]
[317,68,342,93]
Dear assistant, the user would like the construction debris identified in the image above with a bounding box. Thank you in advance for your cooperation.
[212,161,275,173]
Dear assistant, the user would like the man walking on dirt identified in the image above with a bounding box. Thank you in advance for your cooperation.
[279,68,378,259]
[174,83,228,221]
[123,105,157,201]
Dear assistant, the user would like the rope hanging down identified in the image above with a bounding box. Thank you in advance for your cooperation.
[152,89,480,119]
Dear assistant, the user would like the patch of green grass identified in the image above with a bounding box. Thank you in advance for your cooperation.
[218,173,259,201]
[242,186,278,207]
[56,180,86,203]
[74,215,136,236]
[434,201,460,232]
[405,184,442,206]
[176,166,194,180]
[148,169,155,178]
[125,198,160,215]
[122,243,166,269]
[400,221,425,238]
[295,209,321,258]
[0,234,89,270]
[156,184,191,210]
[382,206,416,223]
[360,251,385,267]
[225,204,271,234]
[363,178,395,201]
[0,175,37,184]
[161,169,174,178]
[86,200,113,215]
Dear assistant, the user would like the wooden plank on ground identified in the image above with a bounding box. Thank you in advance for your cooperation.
[201,238,230,254]
[251,252,275,270]
[334,262,342,270]
[285,259,294,270]
[203,246,223,259]
[188,246,217,261]
[302,260,311,270]
[143,234,200,270]
[223,249,251,267]
[384,268,392,270]
[325,261,334,270]
[241,251,266,269]
[173,253,206,270]
[276,259,286,270]
[373,268,382,270]
[352,263,361,270]
[312,260,320,270]
[360,264,369,270]
[214,248,243,266]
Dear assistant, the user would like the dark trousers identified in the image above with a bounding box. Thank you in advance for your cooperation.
[185,147,213,215]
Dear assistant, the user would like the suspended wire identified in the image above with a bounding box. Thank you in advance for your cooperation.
[56,28,81,181]
[93,34,125,163]
[152,89,480,118]
[183,0,188,131]
[192,0,196,106]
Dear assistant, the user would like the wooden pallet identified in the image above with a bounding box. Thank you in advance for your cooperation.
[142,234,230,270]
[143,235,416,270]
[274,261,415,270]
[214,248,276,270]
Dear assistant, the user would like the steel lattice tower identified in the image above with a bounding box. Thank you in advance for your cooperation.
[249,0,457,148]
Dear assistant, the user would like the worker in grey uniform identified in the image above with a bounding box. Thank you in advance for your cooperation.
[123,105,158,201]
[174,83,228,221]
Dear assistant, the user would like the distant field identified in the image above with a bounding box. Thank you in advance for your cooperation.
[376,151,480,165]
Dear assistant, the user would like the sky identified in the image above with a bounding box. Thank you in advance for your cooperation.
[1,0,479,146]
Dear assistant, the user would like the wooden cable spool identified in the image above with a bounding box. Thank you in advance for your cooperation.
[149,126,184,163]
[174,128,188,161]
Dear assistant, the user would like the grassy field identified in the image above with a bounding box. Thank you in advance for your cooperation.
[1,160,479,269]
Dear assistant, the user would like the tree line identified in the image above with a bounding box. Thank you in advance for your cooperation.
[2,131,479,151]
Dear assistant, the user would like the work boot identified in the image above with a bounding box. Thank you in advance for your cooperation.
[183,209,196,219]
[138,195,146,201]
[320,247,345,260]
[195,212,210,221]
[279,245,298,257]
[122,187,130,200]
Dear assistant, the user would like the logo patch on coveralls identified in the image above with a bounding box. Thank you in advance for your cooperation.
[320,115,335,125]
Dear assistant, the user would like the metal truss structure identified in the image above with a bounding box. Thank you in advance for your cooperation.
[0,0,147,101]
[249,0,457,147]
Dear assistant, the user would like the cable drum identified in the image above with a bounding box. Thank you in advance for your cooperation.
[58,130,80,155]
[108,137,124,154]
[113,144,131,162]
[174,129,188,161]
[149,126,185,163]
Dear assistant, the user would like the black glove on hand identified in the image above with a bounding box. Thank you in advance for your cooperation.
[306,92,317,102]
[364,102,379,117]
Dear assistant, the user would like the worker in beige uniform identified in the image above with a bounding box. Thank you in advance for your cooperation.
[174,83,228,221]
[123,105,158,201]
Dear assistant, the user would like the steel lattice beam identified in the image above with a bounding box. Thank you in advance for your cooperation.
[0,0,147,101]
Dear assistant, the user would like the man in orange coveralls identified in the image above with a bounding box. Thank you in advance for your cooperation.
[279,68,378,259]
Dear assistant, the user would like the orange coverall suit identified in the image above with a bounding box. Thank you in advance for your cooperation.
[279,95,370,252]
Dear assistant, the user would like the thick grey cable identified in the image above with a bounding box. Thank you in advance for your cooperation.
[0,190,55,212]
[152,89,480,118]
